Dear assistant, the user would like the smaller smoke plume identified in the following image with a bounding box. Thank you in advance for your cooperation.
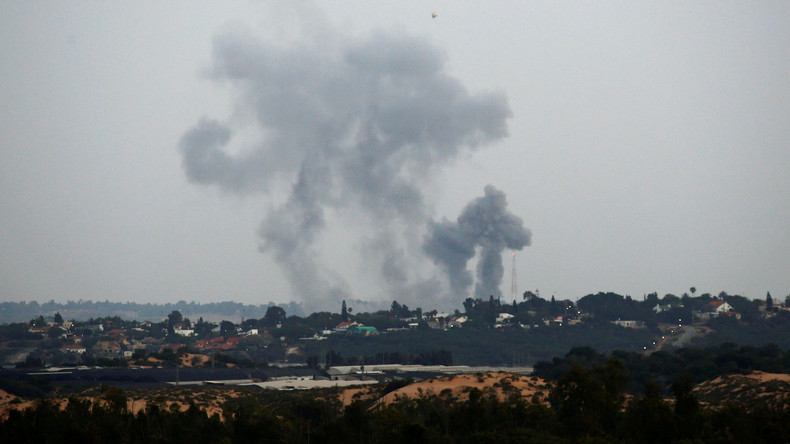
[424,185,531,299]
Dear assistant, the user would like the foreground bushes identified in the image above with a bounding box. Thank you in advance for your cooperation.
[2,363,789,443]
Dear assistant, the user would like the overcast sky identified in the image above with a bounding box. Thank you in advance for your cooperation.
[2,2,789,312]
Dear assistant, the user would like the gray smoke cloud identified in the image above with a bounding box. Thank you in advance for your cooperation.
[178,22,512,310]
[424,185,532,299]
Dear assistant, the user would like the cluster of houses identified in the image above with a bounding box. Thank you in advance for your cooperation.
[616,301,746,330]
[14,318,267,365]
[8,293,788,368]
[14,316,386,367]
[619,297,787,329]
[695,301,741,320]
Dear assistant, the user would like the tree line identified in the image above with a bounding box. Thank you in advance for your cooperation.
[2,360,789,443]
[533,342,790,394]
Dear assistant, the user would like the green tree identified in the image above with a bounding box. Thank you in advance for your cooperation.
[47,326,62,339]
[241,318,259,331]
[16,355,44,368]
[645,292,660,305]
[194,317,214,337]
[220,320,236,337]
[167,310,183,325]
[390,301,410,318]
[549,357,627,438]
[624,382,677,443]
[672,376,699,438]
[263,306,286,326]
[29,315,46,327]
[100,385,128,415]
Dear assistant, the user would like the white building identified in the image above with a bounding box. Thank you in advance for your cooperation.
[496,313,515,323]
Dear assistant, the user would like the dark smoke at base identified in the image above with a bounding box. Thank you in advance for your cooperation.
[178,20,513,311]
[424,185,532,299]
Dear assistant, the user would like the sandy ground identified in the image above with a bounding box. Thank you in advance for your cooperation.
[375,372,552,407]
[125,397,225,418]
[0,387,242,420]
[0,389,35,418]
[4,370,787,421]
[696,371,790,390]
[180,353,210,367]
[134,354,221,368]
[744,371,790,383]
[339,385,381,406]
[693,371,790,407]
[1,372,555,418]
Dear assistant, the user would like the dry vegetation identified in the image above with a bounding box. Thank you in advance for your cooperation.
[0,385,256,420]
[693,371,790,408]
[3,370,790,423]
[376,372,551,406]
[0,389,34,419]
[180,353,210,367]
[0,372,551,420]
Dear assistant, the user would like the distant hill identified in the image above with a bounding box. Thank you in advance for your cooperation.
[0,300,306,323]
[0,299,394,324]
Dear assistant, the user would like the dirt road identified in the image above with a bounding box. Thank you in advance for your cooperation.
[671,325,697,348]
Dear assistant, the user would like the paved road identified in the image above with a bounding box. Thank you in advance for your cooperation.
[670,325,698,348]
[649,325,698,354]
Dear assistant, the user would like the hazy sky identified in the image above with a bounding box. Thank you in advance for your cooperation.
[2,2,789,312]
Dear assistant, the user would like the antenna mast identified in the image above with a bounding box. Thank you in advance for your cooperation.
[510,252,517,302]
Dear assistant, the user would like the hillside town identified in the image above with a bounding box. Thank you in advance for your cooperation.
[2,291,790,443]
[2,291,787,371]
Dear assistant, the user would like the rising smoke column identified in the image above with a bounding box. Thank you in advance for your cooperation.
[178,21,512,310]
[424,185,532,299]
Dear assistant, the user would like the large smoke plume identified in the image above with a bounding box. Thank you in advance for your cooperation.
[424,185,532,299]
[179,20,520,310]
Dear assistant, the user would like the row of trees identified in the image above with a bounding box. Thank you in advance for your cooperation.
[575,290,777,323]
[533,341,790,394]
[303,319,655,366]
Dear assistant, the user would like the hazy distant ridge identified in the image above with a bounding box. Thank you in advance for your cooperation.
[0,300,294,324]
[0,299,397,324]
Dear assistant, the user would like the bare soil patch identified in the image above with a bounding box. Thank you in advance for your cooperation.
[180,353,210,367]
[694,371,790,407]
[375,372,551,406]
[0,389,34,419]
[0,386,247,421]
